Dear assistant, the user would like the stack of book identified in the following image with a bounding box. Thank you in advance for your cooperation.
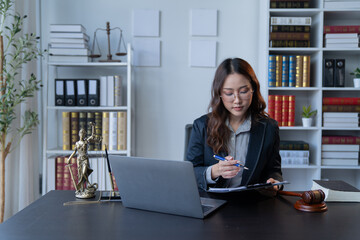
[49,24,90,62]
[62,111,127,152]
[280,140,310,165]
[322,144,359,166]
[325,33,359,48]
[270,0,310,8]
[268,54,310,87]
[323,97,360,113]
[323,112,359,128]
[268,95,295,126]
[269,16,311,48]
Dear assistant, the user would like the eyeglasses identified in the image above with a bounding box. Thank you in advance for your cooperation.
[220,89,254,102]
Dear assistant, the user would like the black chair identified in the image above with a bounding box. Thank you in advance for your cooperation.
[184,124,193,160]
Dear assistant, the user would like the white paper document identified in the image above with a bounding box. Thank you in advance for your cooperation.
[208,181,289,193]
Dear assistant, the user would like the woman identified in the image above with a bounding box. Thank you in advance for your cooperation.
[187,58,282,191]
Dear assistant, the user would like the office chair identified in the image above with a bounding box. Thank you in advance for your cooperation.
[184,124,193,161]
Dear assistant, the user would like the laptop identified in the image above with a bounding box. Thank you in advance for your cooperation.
[109,156,226,219]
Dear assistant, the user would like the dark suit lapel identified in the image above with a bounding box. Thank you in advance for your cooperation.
[241,120,266,186]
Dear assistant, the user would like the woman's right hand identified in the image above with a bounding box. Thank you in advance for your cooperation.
[211,156,241,180]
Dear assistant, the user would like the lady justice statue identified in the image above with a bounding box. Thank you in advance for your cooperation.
[66,122,102,199]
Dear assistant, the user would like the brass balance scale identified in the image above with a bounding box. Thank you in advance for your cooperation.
[89,22,127,62]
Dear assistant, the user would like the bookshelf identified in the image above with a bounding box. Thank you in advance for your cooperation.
[262,1,360,191]
[41,44,134,194]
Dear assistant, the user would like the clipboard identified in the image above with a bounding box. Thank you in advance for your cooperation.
[207,181,289,193]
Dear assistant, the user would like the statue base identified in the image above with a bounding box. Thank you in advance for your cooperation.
[75,183,98,199]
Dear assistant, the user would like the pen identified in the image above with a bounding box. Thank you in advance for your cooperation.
[213,155,249,170]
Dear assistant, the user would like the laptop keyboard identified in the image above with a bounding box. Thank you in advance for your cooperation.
[202,205,213,213]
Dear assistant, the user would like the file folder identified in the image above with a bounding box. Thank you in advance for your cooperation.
[334,59,345,87]
[323,59,334,87]
[76,79,88,106]
[65,79,76,106]
[88,79,100,106]
[55,79,65,106]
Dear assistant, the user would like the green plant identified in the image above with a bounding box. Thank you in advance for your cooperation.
[0,0,43,223]
[302,105,317,118]
[350,67,360,78]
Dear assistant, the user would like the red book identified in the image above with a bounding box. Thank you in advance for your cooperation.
[63,157,71,190]
[69,157,78,191]
[113,176,119,191]
[268,95,275,119]
[288,95,295,126]
[324,25,360,34]
[56,156,64,190]
[274,95,283,126]
[281,95,289,127]
[322,136,360,144]
[323,97,360,105]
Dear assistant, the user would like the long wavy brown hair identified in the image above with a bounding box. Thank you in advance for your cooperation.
[207,58,268,154]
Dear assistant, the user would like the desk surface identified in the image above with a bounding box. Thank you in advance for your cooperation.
[0,190,359,240]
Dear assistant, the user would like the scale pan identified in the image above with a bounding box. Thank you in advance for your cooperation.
[89,54,101,58]
[115,52,127,56]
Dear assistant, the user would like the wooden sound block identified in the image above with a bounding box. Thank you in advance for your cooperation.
[294,199,328,213]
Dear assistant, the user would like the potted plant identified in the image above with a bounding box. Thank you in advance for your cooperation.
[302,105,317,127]
[0,0,43,223]
[350,67,360,88]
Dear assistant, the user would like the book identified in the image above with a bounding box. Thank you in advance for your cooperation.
[275,55,282,87]
[270,40,310,47]
[62,112,71,150]
[280,140,309,150]
[325,33,359,39]
[268,55,276,87]
[49,48,90,56]
[102,112,110,151]
[322,97,360,105]
[323,122,359,127]
[311,180,360,202]
[50,24,86,33]
[295,55,303,87]
[50,43,88,49]
[270,32,310,40]
[114,75,123,106]
[302,55,310,87]
[270,25,311,32]
[70,112,79,150]
[323,117,359,123]
[108,112,118,151]
[268,95,275,119]
[280,150,309,157]
[322,159,358,166]
[50,38,88,44]
[323,112,359,118]
[282,157,309,165]
[78,112,87,132]
[70,157,78,191]
[322,105,360,112]
[94,112,102,151]
[281,95,289,126]
[288,55,296,87]
[48,55,90,63]
[107,76,115,107]
[274,95,283,125]
[325,42,359,48]
[325,38,359,44]
[270,16,311,26]
[324,25,360,34]
[63,157,71,190]
[288,95,295,126]
[117,111,127,150]
[281,56,289,87]
[322,135,360,144]
[322,144,360,151]
[322,151,359,158]
[270,1,310,8]
[50,32,90,41]
[56,156,65,190]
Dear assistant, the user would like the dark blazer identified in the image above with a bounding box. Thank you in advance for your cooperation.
[186,114,283,191]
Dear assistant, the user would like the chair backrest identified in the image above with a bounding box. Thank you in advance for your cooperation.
[184,124,193,161]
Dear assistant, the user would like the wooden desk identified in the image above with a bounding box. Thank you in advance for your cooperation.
[0,190,359,240]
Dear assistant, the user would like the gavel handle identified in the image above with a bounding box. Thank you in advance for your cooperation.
[278,190,302,198]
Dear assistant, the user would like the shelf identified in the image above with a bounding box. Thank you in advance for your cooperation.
[322,48,360,53]
[322,87,360,91]
[269,9,320,16]
[269,87,320,91]
[279,126,319,130]
[47,62,128,67]
[47,106,128,111]
[46,149,128,155]
[269,47,320,53]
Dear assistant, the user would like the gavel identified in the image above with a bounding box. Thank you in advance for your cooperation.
[278,189,325,204]
[278,189,327,212]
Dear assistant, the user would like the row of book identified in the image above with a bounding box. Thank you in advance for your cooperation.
[270,0,310,9]
[268,95,295,126]
[321,144,359,166]
[55,75,123,107]
[48,155,119,192]
[323,112,360,128]
[268,55,310,87]
[280,140,309,165]
[49,24,90,63]
[323,59,345,87]
[324,33,359,49]
[62,111,127,151]
[269,16,311,47]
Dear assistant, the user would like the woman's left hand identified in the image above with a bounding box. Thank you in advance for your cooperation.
[266,178,280,191]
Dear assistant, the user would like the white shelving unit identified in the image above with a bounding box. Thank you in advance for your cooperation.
[41,44,134,194]
[261,1,360,191]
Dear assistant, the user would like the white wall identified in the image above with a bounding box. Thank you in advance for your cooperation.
[40,0,265,161]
